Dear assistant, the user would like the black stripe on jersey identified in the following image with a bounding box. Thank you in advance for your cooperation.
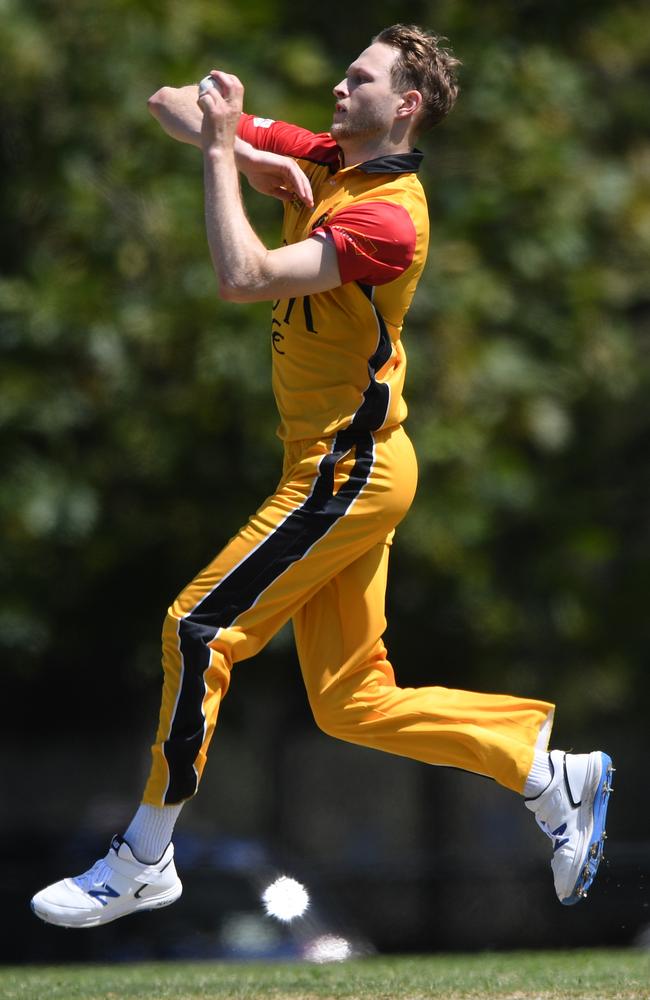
[347,284,392,435]
[163,429,375,803]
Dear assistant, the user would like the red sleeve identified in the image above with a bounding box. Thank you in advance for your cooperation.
[237,114,340,167]
[313,201,417,286]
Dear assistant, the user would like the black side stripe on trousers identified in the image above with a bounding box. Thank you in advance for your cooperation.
[163,427,375,803]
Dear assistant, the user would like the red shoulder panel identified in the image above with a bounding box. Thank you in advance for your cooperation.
[313,201,417,286]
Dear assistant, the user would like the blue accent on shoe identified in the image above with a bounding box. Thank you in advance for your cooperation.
[552,824,569,853]
[561,752,614,906]
[88,884,120,906]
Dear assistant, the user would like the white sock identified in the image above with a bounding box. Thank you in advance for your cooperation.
[123,803,184,863]
[523,750,553,799]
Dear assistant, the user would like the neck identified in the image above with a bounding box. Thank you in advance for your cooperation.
[336,127,415,168]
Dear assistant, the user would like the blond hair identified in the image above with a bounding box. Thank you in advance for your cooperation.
[374,24,461,132]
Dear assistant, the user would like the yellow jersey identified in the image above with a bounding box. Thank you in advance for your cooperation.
[238,115,430,442]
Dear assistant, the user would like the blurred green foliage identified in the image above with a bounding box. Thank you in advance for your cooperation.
[1,0,649,737]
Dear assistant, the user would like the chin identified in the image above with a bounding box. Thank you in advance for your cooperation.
[331,122,359,142]
[331,118,381,143]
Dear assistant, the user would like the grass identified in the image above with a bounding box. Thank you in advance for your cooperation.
[2,951,649,1000]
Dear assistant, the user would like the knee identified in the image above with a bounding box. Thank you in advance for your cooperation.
[311,700,338,738]
[310,689,361,741]
[163,605,214,647]
[161,606,232,675]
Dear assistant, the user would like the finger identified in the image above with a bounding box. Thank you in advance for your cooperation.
[285,163,314,207]
[197,87,224,113]
[297,174,314,207]
[284,162,311,202]
[199,71,233,102]
[209,70,244,100]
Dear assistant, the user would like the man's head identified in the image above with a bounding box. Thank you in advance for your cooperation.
[373,24,460,134]
[331,25,460,149]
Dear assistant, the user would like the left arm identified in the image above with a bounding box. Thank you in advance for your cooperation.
[148,84,313,207]
[198,72,340,303]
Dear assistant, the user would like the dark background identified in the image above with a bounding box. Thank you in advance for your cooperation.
[2,0,649,962]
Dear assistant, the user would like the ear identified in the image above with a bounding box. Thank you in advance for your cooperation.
[395,89,422,120]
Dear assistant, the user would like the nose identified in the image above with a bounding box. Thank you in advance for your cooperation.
[332,78,348,99]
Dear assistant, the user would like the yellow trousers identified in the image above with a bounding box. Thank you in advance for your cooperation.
[143,424,554,806]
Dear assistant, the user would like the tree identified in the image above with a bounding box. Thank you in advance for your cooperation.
[1,0,649,751]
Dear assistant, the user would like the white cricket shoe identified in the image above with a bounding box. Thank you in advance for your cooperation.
[30,835,182,928]
[526,749,614,905]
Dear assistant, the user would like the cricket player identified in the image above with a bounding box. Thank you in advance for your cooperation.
[32,25,614,928]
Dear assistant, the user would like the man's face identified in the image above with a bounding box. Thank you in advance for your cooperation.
[331,42,402,142]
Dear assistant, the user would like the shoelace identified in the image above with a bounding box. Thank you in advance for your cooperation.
[74,858,114,892]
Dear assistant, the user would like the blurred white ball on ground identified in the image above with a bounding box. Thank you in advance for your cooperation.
[198,75,218,96]
[261,876,310,922]
[303,934,353,963]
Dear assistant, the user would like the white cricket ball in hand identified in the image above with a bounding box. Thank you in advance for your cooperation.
[261,876,310,923]
[198,75,219,96]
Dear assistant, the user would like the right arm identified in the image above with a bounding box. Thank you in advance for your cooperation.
[147,85,204,147]
[147,85,313,206]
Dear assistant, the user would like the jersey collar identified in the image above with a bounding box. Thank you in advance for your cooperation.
[331,147,424,176]
[356,150,423,174]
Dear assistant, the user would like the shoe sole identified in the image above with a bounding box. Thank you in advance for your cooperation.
[30,882,183,929]
[560,752,614,906]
